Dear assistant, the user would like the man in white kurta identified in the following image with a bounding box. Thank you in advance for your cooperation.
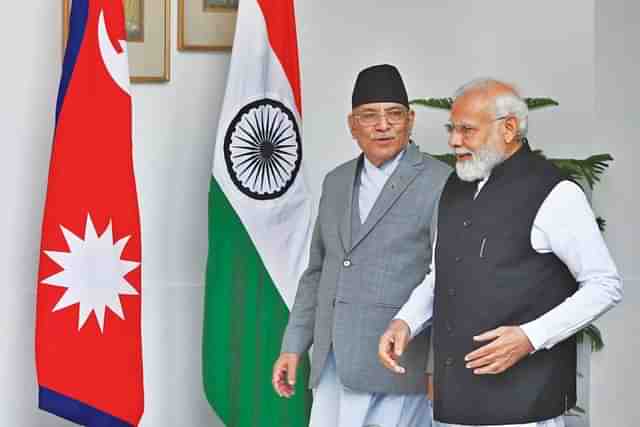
[379,78,622,427]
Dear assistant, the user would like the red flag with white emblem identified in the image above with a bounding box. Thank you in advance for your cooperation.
[35,0,143,425]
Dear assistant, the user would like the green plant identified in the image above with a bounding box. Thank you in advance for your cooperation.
[411,96,612,352]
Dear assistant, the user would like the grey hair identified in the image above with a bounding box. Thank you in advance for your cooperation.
[453,78,528,139]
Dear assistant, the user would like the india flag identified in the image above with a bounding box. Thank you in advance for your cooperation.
[202,0,313,426]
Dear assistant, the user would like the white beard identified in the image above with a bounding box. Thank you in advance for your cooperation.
[455,140,507,182]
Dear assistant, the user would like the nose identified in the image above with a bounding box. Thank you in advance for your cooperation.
[448,131,461,148]
[374,114,391,131]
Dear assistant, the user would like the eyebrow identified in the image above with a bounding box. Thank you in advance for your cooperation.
[447,120,476,126]
[357,107,406,113]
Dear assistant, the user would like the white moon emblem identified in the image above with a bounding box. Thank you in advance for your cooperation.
[98,11,130,95]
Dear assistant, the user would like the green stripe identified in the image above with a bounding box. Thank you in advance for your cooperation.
[203,177,312,427]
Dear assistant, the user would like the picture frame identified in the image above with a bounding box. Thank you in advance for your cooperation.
[62,0,171,83]
[178,0,238,51]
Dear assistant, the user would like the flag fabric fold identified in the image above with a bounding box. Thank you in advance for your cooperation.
[203,0,313,425]
[36,0,143,425]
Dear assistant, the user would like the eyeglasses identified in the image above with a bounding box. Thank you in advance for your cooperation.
[444,115,510,139]
[354,108,409,126]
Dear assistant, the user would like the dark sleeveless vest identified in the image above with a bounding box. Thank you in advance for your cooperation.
[433,144,578,425]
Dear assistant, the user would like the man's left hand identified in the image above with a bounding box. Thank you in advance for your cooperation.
[464,326,534,375]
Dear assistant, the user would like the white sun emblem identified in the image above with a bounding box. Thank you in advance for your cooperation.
[41,214,140,332]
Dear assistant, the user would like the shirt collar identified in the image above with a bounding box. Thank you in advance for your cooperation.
[363,147,406,178]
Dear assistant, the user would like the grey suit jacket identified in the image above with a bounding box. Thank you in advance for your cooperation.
[281,142,452,393]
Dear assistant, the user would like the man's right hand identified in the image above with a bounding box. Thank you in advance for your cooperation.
[272,353,299,398]
[378,319,411,374]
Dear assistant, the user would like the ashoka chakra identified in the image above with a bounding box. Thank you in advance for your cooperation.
[224,99,302,200]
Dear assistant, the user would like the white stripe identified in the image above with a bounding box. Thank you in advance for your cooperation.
[212,0,312,309]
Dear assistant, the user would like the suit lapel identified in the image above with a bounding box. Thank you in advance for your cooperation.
[338,156,362,254]
[351,143,424,250]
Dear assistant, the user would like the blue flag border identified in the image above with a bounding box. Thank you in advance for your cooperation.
[55,0,88,124]
[39,387,134,427]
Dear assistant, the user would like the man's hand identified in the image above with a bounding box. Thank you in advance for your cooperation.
[272,353,299,398]
[464,326,534,375]
[378,319,411,374]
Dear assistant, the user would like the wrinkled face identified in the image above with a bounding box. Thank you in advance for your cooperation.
[447,92,512,181]
[348,102,415,167]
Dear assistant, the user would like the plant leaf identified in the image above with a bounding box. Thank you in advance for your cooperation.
[576,325,604,352]
[431,153,456,167]
[548,154,613,190]
[525,97,559,110]
[410,97,559,111]
[565,405,587,416]
[409,98,453,110]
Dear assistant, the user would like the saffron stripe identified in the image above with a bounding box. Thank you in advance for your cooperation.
[255,0,302,114]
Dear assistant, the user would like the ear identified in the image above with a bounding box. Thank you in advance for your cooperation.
[407,109,416,133]
[348,113,357,138]
[503,116,518,144]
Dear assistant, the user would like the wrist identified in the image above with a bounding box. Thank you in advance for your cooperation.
[391,318,411,334]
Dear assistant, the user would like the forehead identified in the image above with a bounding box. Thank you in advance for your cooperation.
[354,102,406,112]
[450,91,493,123]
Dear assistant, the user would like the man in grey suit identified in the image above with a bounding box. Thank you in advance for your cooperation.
[271,64,451,427]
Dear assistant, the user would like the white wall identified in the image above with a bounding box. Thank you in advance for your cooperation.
[297,0,596,196]
[591,1,640,426]
[1,3,68,426]
[0,1,636,426]
[1,1,223,425]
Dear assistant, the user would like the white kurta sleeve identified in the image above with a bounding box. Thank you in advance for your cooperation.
[520,180,623,351]
[394,223,438,340]
[394,269,435,339]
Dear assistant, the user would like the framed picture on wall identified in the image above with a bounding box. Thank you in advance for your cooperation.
[178,0,238,51]
[62,0,171,83]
